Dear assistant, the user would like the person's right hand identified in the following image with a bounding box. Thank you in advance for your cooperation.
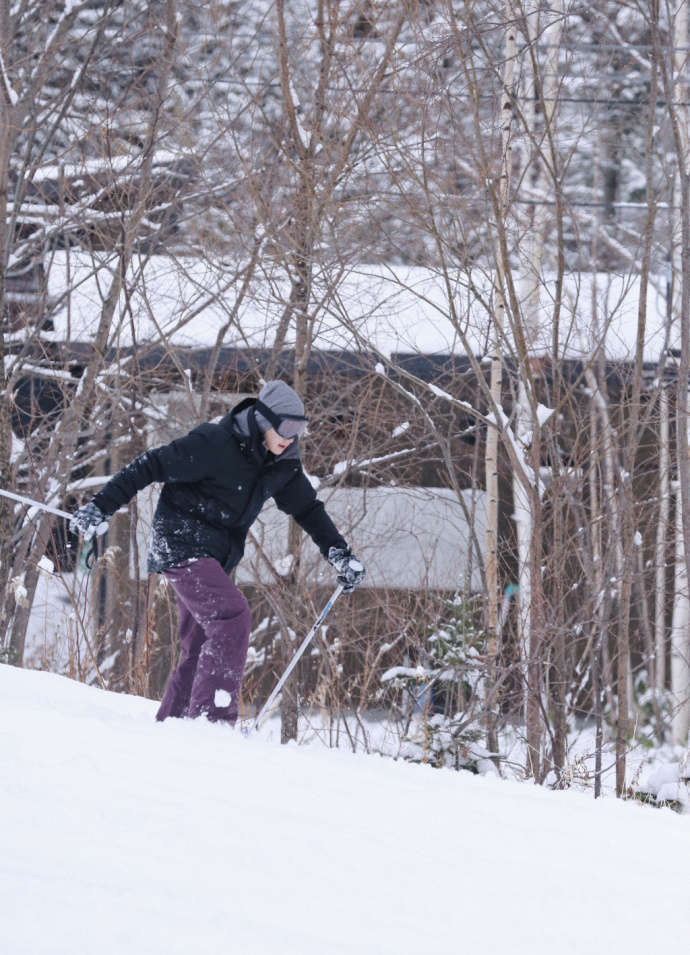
[69,502,110,542]
[328,546,366,594]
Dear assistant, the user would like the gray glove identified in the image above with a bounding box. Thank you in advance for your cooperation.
[70,501,110,542]
[328,546,366,594]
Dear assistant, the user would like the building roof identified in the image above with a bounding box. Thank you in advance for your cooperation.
[44,254,677,365]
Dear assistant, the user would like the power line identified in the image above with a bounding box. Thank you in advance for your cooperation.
[185,73,690,108]
[496,95,690,107]
[512,196,676,211]
[181,80,690,110]
[527,41,690,53]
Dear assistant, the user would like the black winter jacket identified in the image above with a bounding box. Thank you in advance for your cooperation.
[92,399,347,574]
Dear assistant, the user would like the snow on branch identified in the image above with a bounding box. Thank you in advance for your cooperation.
[330,446,416,481]
[591,12,653,73]
[486,406,544,495]
[427,382,482,419]
[0,50,18,106]
[384,364,539,494]
[31,0,83,86]
[12,362,75,382]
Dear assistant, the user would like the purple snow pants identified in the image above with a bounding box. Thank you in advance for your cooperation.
[155,558,251,724]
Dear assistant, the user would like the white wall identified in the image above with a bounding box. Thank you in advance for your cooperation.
[132,483,485,593]
[237,485,486,592]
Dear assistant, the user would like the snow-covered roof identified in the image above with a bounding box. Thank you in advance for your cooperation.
[44,252,676,363]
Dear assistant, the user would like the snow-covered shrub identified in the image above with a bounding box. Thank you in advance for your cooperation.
[381,595,491,772]
[630,670,674,747]
[631,759,690,813]
[0,645,18,664]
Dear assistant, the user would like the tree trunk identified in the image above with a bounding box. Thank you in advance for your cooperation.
[670,0,690,747]
[485,0,517,758]
[514,0,564,778]
[5,0,179,665]
[614,41,658,792]
[0,0,18,646]
[671,479,690,743]
[655,386,670,702]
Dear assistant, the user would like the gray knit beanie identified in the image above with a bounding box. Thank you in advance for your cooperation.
[254,380,305,433]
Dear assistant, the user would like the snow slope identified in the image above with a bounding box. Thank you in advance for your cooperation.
[1,664,688,955]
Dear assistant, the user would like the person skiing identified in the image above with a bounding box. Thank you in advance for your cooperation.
[70,380,365,725]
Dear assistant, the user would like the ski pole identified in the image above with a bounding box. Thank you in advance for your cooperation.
[254,583,344,732]
[0,485,105,568]
[0,485,73,521]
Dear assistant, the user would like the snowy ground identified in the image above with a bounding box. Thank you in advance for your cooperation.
[1,664,689,955]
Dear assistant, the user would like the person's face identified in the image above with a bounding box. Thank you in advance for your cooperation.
[264,427,295,456]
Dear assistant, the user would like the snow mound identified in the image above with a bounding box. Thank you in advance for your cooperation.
[1,663,689,955]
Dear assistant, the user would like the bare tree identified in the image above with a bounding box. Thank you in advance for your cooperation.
[2,0,182,664]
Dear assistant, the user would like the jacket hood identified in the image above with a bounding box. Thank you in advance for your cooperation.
[254,380,305,432]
